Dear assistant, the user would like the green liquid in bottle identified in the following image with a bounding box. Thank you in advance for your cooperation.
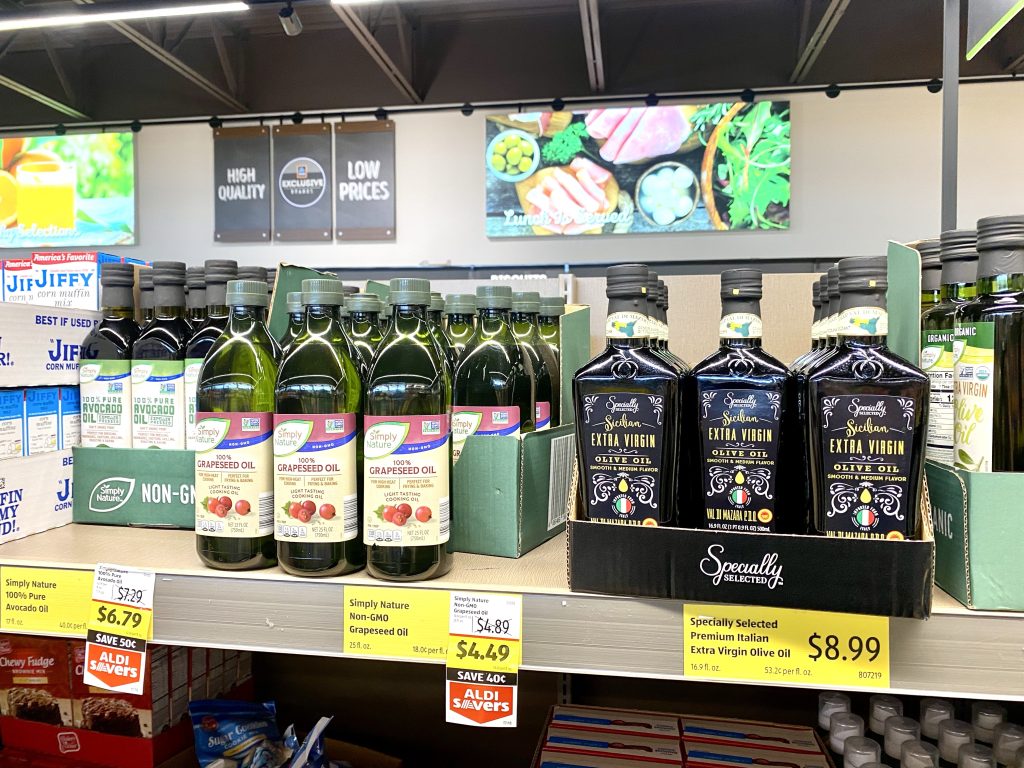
[511,291,558,428]
[348,293,385,376]
[275,279,365,577]
[364,279,453,581]
[444,293,477,359]
[196,279,280,570]
[279,292,305,353]
[538,296,565,361]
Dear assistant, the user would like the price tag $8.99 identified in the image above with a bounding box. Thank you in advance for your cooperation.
[807,632,883,664]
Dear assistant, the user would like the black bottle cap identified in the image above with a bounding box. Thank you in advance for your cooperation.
[301,279,345,307]
[657,281,670,310]
[390,278,431,306]
[227,279,269,307]
[152,268,185,286]
[512,291,541,313]
[818,277,830,307]
[646,272,660,304]
[99,262,134,287]
[446,294,477,315]
[152,260,187,273]
[349,293,382,313]
[140,270,153,291]
[917,238,941,267]
[811,278,822,308]
[977,214,1024,250]
[827,266,841,299]
[838,256,888,293]
[286,291,304,313]
[720,268,762,300]
[237,266,268,282]
[476,284,513,309]
[205,268,234,286]
[606,264,649,298]
[186,267,205,290]
[940,229,978,261]
[204,259,238,274]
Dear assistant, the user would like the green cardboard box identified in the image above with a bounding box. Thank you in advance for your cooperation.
[926,459,1024,611]
[72,447,196,528]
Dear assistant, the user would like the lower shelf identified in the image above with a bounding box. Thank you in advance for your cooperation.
[0,524,1020,699]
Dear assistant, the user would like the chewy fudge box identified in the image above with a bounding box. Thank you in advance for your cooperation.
[544,727,683,765]
[926,459,1024,610]
[0,450,74,544]
[0,302,99,388]
[0,635,73,727]
[551,705,680,739]
[72,447,195,528]
[683,742,830,768]
[681,716,822,753]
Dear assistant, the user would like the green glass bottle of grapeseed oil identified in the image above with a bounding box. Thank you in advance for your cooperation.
[511,291,558,428]
[428,292,457,374]
[364,278,453,581]
[452,285,536,463]
[538,296,565,359]
[444,294,476,358]
[278,292,305,353]
[195,280,280,570]
[274,279,364,577]
[347,293,384,376]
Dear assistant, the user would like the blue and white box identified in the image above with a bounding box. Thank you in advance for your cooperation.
[0,389,24,459]
[24,386,59,456]
[58,386,80,449]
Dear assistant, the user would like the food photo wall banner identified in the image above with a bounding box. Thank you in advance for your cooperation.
[213,126,271,243]
[334,120,396,241]
[0,132,136,248]
[485,102,790,237]
[272,123,333,242]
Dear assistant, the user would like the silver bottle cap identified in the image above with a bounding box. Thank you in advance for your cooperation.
[870,695,904,735]
[960,744,996,768]
[887,717,922,760]
[921,699,956,740]
[831,712,865,754]
[845,736,882,768]
[819,691,852,730]
[902,740,940,768]
[993,724,1024,765]
[940,720,975,763]
[974,704,1008,744]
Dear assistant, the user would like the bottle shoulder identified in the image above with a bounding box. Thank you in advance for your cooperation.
[691,345,790,382]
[808,344,928,386]
[575,345,680,384]
[958,292,1024,321]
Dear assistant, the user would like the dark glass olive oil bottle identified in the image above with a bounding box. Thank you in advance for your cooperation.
[512,291,558,429]
[689,269,797,533]
[364,278,453,581]
[80,263,139,448]
[195,280,280,570]
[808,257,928,539]
[186,267,207,328]
[139,269,154,324]
[954,215,1024,472]
[452,285,535,463]
[574,264,679,527]
[920,239,942,315]
[274,279,364,577]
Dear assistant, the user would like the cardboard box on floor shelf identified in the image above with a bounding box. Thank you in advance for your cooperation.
[1,252,148,310]
[926,459,1024,611]
[0,450,74,544]
[0,388,24,459]
[72,447,195,528]
[0,302,99,388]
[566,242,935,618]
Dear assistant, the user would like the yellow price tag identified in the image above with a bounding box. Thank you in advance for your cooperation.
[683,603,890,688]
[0,566,92,636]
[88,602,152,642]
[446,591,522,675]
[344,586,449,661]
[86,564,155,642]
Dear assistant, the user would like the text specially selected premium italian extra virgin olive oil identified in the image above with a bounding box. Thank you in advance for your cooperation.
[452,285,535,463]
[80,263,140,448]
[184,260,238,450]
[131,262,190,449]
[512,290,559,429]
[363,278,453,581]
[574,264,680,527]
[444,293,477,357]
[274,279,364,577]
[195,279,280,570]
[690,269,798,533]
[954,215,1024,472]
[807,257,929,539]
[921,230,978,465]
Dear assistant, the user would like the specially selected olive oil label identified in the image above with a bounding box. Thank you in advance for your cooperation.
[719,312,763,340]
[920,328,955,464]
[817,394,916,539]
[273,413,358,543]
[606,311,648,340]
[953,321,994,471]
[130,359,185,449]
[580,393,666,526]
[194,411,274,538]
[364,414,450,546]
[452,406,519,463]
[79,360,132,448]
[183,357,203,450]
[697,388,781,532]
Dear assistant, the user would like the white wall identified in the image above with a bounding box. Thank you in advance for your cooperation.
[20,82,1024,269]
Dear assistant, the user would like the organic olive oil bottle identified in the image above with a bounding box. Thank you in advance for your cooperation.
[275,279,364,577]
[452,285,535,463]
[574,264,680,526]
[511,291,558,429]
[195,280,280,570]
[348,293,384,376]
[364,278,453,581]
[131,263,190,449]
[444,294,476,357]
[80,263,139,448]
[538,296,565,359]
[689,269,797,533]
[808,257,928,538]
[184,262,237,450]
[921,230,978,465]
[954,215,1024,471]
[139,269,154,324]
[919,239,942,315]
[278,292,305,352]
[186,267,207,327]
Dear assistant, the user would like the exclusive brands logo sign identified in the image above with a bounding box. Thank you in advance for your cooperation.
[699,544,784,590]
[88,477,136,513]
[278,156,326,208]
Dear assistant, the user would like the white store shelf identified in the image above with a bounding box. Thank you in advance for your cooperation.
[0,524,1021,700]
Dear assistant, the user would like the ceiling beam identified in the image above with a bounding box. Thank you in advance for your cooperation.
[0,74,89,119]
[579,0,604,92]
[790,0,851,83]
[331,3,422,104]
[72,0,246,112]
[1004,49,1024,72]
[42,33,75,106]
[0,34,17,62]
[210,18,237,97]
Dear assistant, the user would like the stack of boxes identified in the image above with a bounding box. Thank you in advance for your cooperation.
[1,252,146,310]
[533,705,831,768]
[0,634,252,768]
[0,387,80,459]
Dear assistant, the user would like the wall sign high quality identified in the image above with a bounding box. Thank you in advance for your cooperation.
[272,124,333,242]
[334,121,396,241]
[213,126,271,243]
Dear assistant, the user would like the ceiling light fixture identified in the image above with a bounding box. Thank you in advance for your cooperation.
[278,2,302,36]
[0,1,249,33]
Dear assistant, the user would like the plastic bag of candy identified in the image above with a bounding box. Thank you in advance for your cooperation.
[189,700,291,768]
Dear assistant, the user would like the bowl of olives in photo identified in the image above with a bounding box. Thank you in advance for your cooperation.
[487,129,540,183]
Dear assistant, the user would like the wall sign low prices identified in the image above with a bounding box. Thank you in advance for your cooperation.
[335,121,396,241]
[485,103,790,237]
